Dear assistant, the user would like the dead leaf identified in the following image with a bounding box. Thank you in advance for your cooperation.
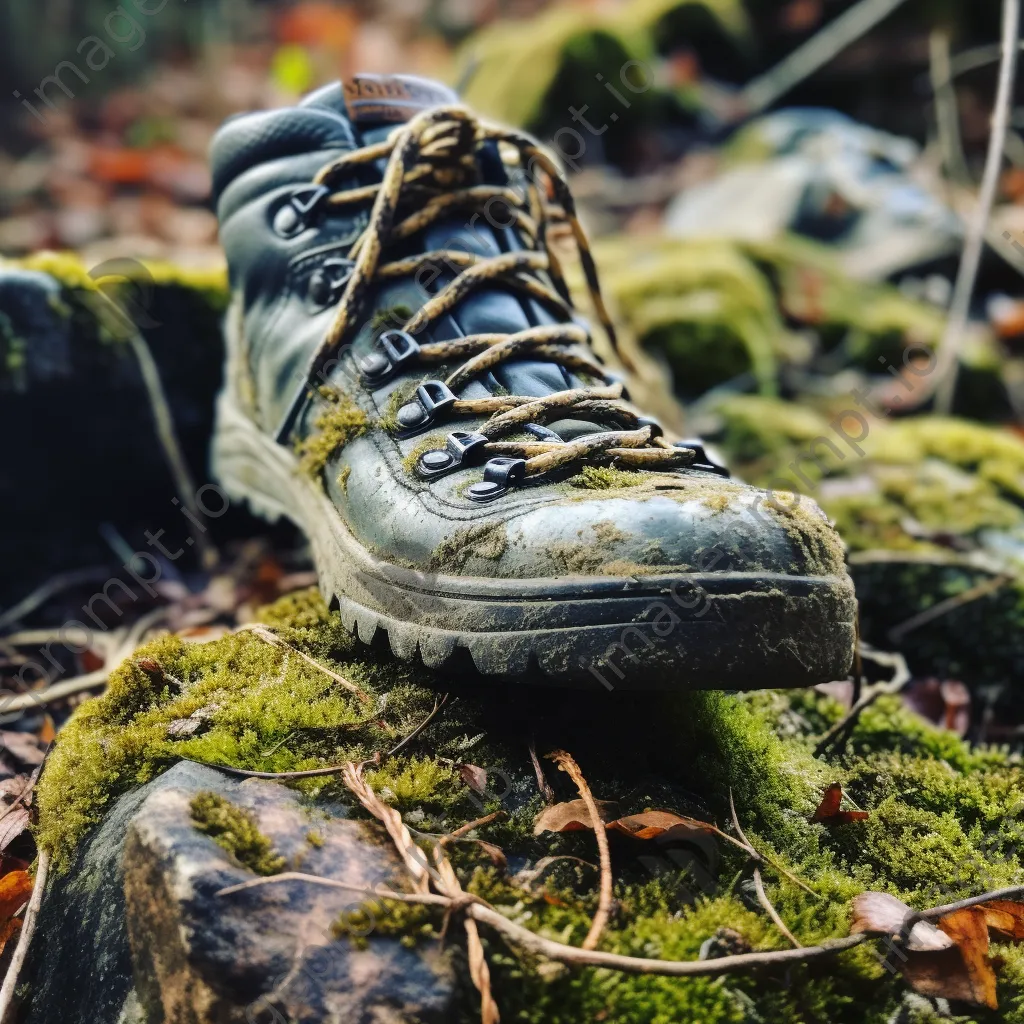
[458,764,488,796]
[0,732,45,767]
[901,909,998,1009]
[470,840,507,871]
[0,918,20,960]
[978,900,1024,941]
[533,798,619,835]
[0,776,31,802]
[811,783,869,825]
[0,808,30,853]
[850,892,953,951]
[0,870,33,920]
[38,715,55,746]
[606,810,718,842]
[935,908,999,1009]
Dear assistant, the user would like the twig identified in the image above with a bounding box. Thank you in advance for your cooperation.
[0,567,111,633]
[813,647,910,757]
[0,849,50,1024]
[739,0,911,115]
[440,811,506,845]
[123,325,216,568]
[549,750,612,951]
[433,845,500,1024]
[920,885,1024,920]
[932,0,1022,414]
[217,872,869,977]
[342,761,431,892]
[0,607,171,715]
[513,855,598,891]
[887,574,1012,645]
[727,790,817,898]
[753,868,802,949]
[238,625,373,704]
[528,739,555,804]
[385,694,449,759]
[930,29,971,185]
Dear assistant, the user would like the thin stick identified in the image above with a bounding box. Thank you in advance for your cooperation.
[930,29,971,185]
[920,885,1024,920]
[739,0,911,115]
[433,846,500,1024]
[887,574,1012,644]
[441,811,506,844]
[726,790,817,898]
[528,739,555,804]
[0,849,50,1024]
[238,625,373,704]
[753,867,802,949]
[125,329,216,568]
[933,0,1022,414]
[814,648,909,757]
[385,694,449,759]
[549,750,611,951]
[0,567,111,633]
[216,872,869,978]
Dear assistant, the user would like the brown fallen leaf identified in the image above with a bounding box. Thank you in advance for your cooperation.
[0,733,46,767]
[811,783,869,825]
[0,870,33,920]
[458,764,488,796]
[978,900,1024,941]
[0,918,20,960]
[901,908,998,1009]
[533,798,620,835]
[850,892,953,951]
[606,810,719,842]
[0,808,30,853]
[936,908,998,1009]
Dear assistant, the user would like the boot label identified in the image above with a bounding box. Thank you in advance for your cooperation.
[342,74,455,124]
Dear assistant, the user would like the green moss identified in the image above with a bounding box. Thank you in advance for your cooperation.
[402,432,448,475]
[295,388,369,481]
[337,465,351,493]
[34,586,1024,1022]
[430,523,507,572]
[379,377,430,434]
[568,465,648,490]
[190,791,286,876]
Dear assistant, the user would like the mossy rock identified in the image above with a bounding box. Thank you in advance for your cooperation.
[706,395,1024,687]
[35,587,1024,1022]
[585,234,1005,411]
[457,0,749,149]
[0,252,231,607]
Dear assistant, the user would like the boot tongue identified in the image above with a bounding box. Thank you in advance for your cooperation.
[307,77,607,432]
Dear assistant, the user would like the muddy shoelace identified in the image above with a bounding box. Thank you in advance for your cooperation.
[295,104,695,488]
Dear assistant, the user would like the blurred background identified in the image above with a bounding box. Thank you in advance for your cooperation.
[2,0,1024,736]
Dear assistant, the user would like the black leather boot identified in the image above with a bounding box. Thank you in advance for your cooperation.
[209,74,855,688]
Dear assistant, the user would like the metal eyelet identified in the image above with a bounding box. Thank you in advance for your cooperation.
[675,439,730,477]
[467,458,526,502]
[359,330,420,385]
[307,257,353,308]
[416,431,489,479]
[395,380,457,436]
[273,184,330,238]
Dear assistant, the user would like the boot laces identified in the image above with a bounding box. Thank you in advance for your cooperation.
[303,105,694,483]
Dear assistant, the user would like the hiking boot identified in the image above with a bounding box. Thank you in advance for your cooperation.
[209,75,856,689]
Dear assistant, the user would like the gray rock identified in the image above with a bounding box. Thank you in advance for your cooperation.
[21,762,454,1024]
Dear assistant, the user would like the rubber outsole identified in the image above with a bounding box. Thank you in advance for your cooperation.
[212,392,857,690]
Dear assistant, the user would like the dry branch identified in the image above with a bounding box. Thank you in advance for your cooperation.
[548,750,612,951]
